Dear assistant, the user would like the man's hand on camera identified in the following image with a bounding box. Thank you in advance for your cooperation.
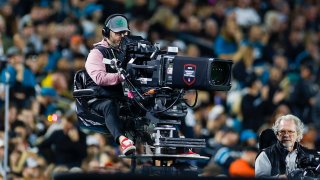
[119,72,125,81]
[118,68,129,81]
[278,174,287,179]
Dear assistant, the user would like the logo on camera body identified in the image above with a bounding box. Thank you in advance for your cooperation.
[183,64,196,86]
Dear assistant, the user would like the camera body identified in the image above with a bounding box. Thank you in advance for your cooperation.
[120,35,233,91]
[289,151,320,179]
[113,35,233,157]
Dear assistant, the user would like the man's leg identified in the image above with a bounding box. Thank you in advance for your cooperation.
[91,99,136,155]
[91,99,123,143]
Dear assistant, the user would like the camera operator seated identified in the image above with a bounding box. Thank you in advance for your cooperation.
[255,114,317,179]
[83,14,135,156]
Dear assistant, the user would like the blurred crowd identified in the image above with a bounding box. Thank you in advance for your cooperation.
[0,0,320,179]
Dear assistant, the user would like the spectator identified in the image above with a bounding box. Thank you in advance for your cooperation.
[1,46,36,108]
[245,25,269,65]
[0,14,13,55]
[199,163,223,177]
[240,72,268,131]
[289,63,319,124]
[214,12,244,60]
[255,114,315,178]
[24,51,47,81]
[295,34,320,70]
[206,105,228,136]
[37,115,87,168]
[233,0,261,28]
[232,45,255,87]
[205,127,240,175]
[35,87,58,117]
[14,18,42,53]
[229,146,258,178]
[239,129,257,147]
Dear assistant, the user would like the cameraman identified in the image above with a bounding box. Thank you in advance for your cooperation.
[84,14,136,155]
[255,114,313,178]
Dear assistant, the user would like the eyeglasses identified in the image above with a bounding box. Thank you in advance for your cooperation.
[277,130,296,136]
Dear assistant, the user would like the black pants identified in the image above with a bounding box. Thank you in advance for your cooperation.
[90,99,124,143]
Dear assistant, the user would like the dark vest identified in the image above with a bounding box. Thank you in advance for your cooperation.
[85,45,124,98]
[263,141,312,175]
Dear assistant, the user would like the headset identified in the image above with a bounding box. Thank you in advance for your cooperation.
[102,14,130,38]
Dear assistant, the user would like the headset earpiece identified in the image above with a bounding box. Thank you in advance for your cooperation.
[102,28,109,38]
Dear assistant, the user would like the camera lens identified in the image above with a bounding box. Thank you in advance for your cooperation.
[211,61,230,85]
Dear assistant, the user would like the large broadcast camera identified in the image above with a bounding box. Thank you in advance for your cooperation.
[74,35,233,176]
[119,35,232,91]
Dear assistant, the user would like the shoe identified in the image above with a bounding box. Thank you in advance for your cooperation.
[181,149,200,157]
[120,138,136,155]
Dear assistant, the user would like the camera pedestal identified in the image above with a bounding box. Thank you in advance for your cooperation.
[120,122,209,176]
[120,154,209,176]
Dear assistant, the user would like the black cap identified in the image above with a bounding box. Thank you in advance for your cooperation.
[25,51,39,60]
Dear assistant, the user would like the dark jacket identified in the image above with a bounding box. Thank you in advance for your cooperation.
[37,128,87,168]
[85,45,124,98]
[263,141,314,176]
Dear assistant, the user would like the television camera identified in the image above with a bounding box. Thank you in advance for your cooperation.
[119,35,232,91]
[73,35,233,175]
[288,150,320,180]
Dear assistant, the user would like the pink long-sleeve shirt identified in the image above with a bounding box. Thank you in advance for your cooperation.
[85,39,123,86]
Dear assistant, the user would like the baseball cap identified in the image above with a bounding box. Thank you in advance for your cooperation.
[106,15,130,32]
[22,19,34,28]
[240,129,257,142]
[6,46,21,57]
[86,135,99,147]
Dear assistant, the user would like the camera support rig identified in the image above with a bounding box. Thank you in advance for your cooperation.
[120,97,210,176]
[73,35,233,176]
[104,59,210,176]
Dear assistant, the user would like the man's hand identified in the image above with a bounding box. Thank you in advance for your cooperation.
[278,174,287,179]
[14,63,24,82]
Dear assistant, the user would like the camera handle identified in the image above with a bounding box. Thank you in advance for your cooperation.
[103,58,145,100]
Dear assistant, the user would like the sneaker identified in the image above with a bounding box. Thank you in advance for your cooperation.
[120,138,136,155]
[181,149,200,157]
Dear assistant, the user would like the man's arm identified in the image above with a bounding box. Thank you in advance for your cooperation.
[255,151,272,178]
[255,151,286,179]
[85,48,122,86]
